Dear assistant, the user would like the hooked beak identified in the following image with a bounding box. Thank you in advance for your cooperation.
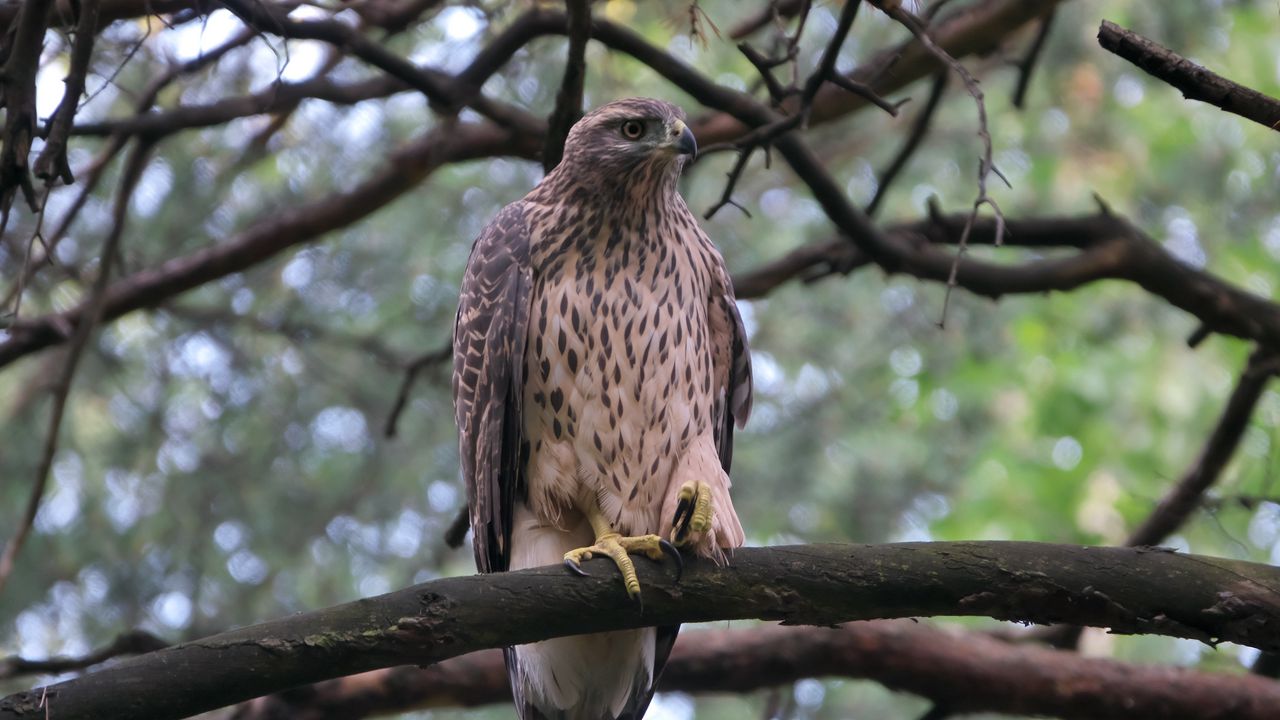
[671,119,697,160]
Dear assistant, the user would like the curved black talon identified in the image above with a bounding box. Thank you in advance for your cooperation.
[672,498,693,542]
[563,558,589,577]
[658,538,684,582]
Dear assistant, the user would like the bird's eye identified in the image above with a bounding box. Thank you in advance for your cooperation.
[620,120,645,140]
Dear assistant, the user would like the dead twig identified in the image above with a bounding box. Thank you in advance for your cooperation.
[1098,19,1280,133]
[870,0,1008,328]
[0,139,153,597]
[710,1,902,219]
[867,70,948,216]
[0,630,167,680]
[1011,8,1055,109]
[383,342,453,439]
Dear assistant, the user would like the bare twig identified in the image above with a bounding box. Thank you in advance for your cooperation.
[824,72,908,116]
[708,1,882,219]
[869,0,1007,327]
[738,42,795,105]
[1011,8,1055,109]
[1098,20,1280,132]
[0,630,167,680]
[1128,349,1277,546]
[3,184,53,323]
[867,70,948,216]
[383,342,453,438]
[728,0,806,40]
[0,140,152,597]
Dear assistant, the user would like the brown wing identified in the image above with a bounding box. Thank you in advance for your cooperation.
[452,202,532,574]
[710,254,753,472]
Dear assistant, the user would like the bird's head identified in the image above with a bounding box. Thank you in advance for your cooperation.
[557,98,697,186]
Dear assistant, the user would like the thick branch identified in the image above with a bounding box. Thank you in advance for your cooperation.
[1098,20,1280,133]
[236,621,1280,720]
[733,209,1280,355]
[2,542,1279,720]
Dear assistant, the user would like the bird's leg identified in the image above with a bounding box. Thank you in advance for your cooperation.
[670,480,713,547]
[563,504,682,600]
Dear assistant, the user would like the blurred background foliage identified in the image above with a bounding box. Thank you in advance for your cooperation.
[2,0,1279,718]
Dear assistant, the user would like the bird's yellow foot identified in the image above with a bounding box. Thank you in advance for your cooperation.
[563,533,682,600]
[671,480,713,547]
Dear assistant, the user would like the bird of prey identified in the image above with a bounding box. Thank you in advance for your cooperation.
[452,97,753,720]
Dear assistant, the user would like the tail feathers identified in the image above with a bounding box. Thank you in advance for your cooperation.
[506,625,679,720]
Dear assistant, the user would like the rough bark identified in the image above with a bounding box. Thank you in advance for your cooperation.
[2,542,1279,720]
[1098,20,1280,133]
[234,621,1280,720]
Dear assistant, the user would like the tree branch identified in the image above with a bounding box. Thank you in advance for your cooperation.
[2,542,1279,720]
[1128,349,1278,545]
[0,121,539,369]
[698,0,1068,144]
[0,140,152,596]
[234,621,1280,720]
[1041,348,1277,651]
[1098,20,1280,133]
[867,70,948,216]
[31,0,100,186]
[216,0,539,131]
[0,0,54,217]
[541,0,590,171]
[382,342,452,438]
[0,630,167,680]
[585,17,1280,349]
[7,3,1280,372]
[1011,8,1056,108]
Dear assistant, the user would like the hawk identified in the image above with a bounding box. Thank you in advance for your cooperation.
[452,97,753,720]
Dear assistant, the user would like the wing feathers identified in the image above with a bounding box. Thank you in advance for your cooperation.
[453,202,532,574]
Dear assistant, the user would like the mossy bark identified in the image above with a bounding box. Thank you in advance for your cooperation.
[3,542,1278,720]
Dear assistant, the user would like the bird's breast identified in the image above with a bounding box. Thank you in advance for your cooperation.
[521,233,719,531]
